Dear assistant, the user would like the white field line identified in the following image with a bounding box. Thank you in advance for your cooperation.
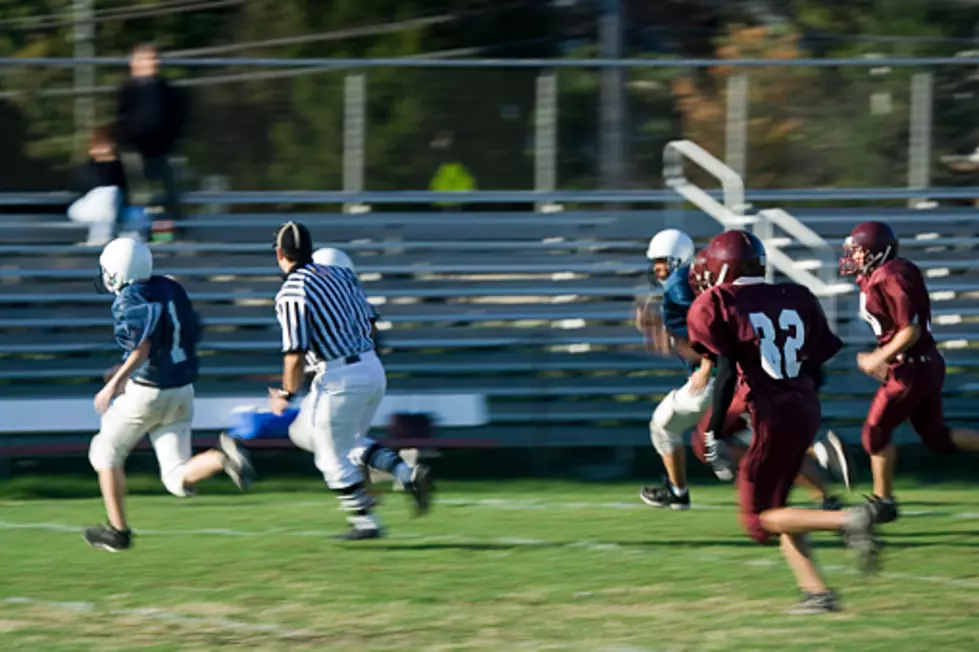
[1,596,312,639]
[0,495,958,518]
[1,519,978,591]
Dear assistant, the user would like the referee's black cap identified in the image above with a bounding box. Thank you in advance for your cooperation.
[274,221,314,262]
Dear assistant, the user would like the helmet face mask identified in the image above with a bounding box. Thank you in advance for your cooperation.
[688,252,709,295]
[839,221,898,276]
[646,229,695,285]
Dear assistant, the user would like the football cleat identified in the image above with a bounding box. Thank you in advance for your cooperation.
[813,431,854,491]
[867,494,900,524]
[639,479,691,511]
[83,524,133,552]
[219,432,256,491]
[333,527,383,541]
[786,591,841,615]
[403,464,433,517]
[843,501,881,574]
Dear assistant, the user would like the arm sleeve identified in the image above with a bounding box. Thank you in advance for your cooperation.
[686,292,735,360]
[882,272,924,331]
[706,355,737,434]
[113,301,162,352]
[276,296,308,353]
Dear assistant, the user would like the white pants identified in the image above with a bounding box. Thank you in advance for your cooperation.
[649,375,715,457]
[289,351,386,489]
[88,381,195,497]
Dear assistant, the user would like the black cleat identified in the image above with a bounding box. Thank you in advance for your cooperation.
[815,431,854,492]
[333,527,383,541]
[403,464,433,516]
[843,501,881,573]
[822,495,844,511]
[83,524,133,552]
[868,495,900,524]
[219,433,256,491]
[639,479,691,511]
[786,591,841,615]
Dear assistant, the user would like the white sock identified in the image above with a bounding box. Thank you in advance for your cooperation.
[348,513,381,531]
[393,462,413,485]
[670,482,688,497]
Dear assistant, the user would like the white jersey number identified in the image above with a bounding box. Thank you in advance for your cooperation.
[168,301,188,364]
[858,292,884,337]
[749,309,805,379]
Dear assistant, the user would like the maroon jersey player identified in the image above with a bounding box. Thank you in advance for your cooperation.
[841,221,979,522]
[688,230,880,615]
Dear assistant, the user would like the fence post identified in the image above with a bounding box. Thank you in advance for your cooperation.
[343,73,368,214]
[599,0,626,190]
[908,72,934,208]
[72,0,95,160]
[725,74,748,180]
[535,71,558,212]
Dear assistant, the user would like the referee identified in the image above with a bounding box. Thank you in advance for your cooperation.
[269,221,432,540]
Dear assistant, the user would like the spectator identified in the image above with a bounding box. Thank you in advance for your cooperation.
[114,42,186,223]
[67,126,129,246]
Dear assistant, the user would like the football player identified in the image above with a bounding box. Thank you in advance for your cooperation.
[636,230,732,509]
[638,238,850,510]
[84,238,254,552]
[842,221,979,522]
[688,230,881,614]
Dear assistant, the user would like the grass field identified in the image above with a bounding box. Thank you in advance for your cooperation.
[0,476,977,651]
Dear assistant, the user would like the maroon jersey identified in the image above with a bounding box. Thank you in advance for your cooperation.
[856,257,936,356]
[687,280,843,399]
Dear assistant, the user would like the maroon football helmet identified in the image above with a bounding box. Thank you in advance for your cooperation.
[703,230,767,288]
[840,221,898,276]
[688,250,709,295]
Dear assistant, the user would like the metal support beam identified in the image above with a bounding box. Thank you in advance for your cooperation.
[535,71,558,211]
[343,73,367,213]
[908,72,934,208]
[73,0,95,160]
[598,0,625,189]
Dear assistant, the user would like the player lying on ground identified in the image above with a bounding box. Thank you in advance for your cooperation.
[269,225,431,540]
[841,220,979,523]
[84,238,255,552]
[687,229,882,615]
[636,239,851,511]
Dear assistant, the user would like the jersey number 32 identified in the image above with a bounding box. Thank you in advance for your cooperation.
[749,309,804,379]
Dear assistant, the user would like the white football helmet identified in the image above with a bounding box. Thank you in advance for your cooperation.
[646,229,695,280]
[99,237,153,294]
[312,247,355,272]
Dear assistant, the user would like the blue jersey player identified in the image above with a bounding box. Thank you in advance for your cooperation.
[84,237,254,552]
[634,229,721,510]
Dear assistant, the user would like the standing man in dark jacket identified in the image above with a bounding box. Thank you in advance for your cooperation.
[114,43,186,222]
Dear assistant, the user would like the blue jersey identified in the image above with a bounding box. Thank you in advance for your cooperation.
[660,264,696,340]
[112,275,199,389]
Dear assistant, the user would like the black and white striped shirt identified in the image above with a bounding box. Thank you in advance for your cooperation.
[275,263,376,363]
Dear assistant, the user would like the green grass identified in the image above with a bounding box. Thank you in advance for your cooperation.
[0,477,978,651]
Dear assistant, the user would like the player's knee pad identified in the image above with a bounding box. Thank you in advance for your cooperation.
[160,463,192,498]
[861,423,891,455]
[88,434,125,472]
[649,421,683,457]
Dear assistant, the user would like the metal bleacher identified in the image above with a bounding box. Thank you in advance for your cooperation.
[2,184,979,449]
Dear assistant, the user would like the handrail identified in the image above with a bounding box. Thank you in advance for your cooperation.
[6,56,979,68]
[8,187,979,207]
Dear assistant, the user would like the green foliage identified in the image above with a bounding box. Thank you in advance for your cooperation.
[2,0,979,192]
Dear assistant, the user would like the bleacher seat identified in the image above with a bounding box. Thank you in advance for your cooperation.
[2,195,979,448]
